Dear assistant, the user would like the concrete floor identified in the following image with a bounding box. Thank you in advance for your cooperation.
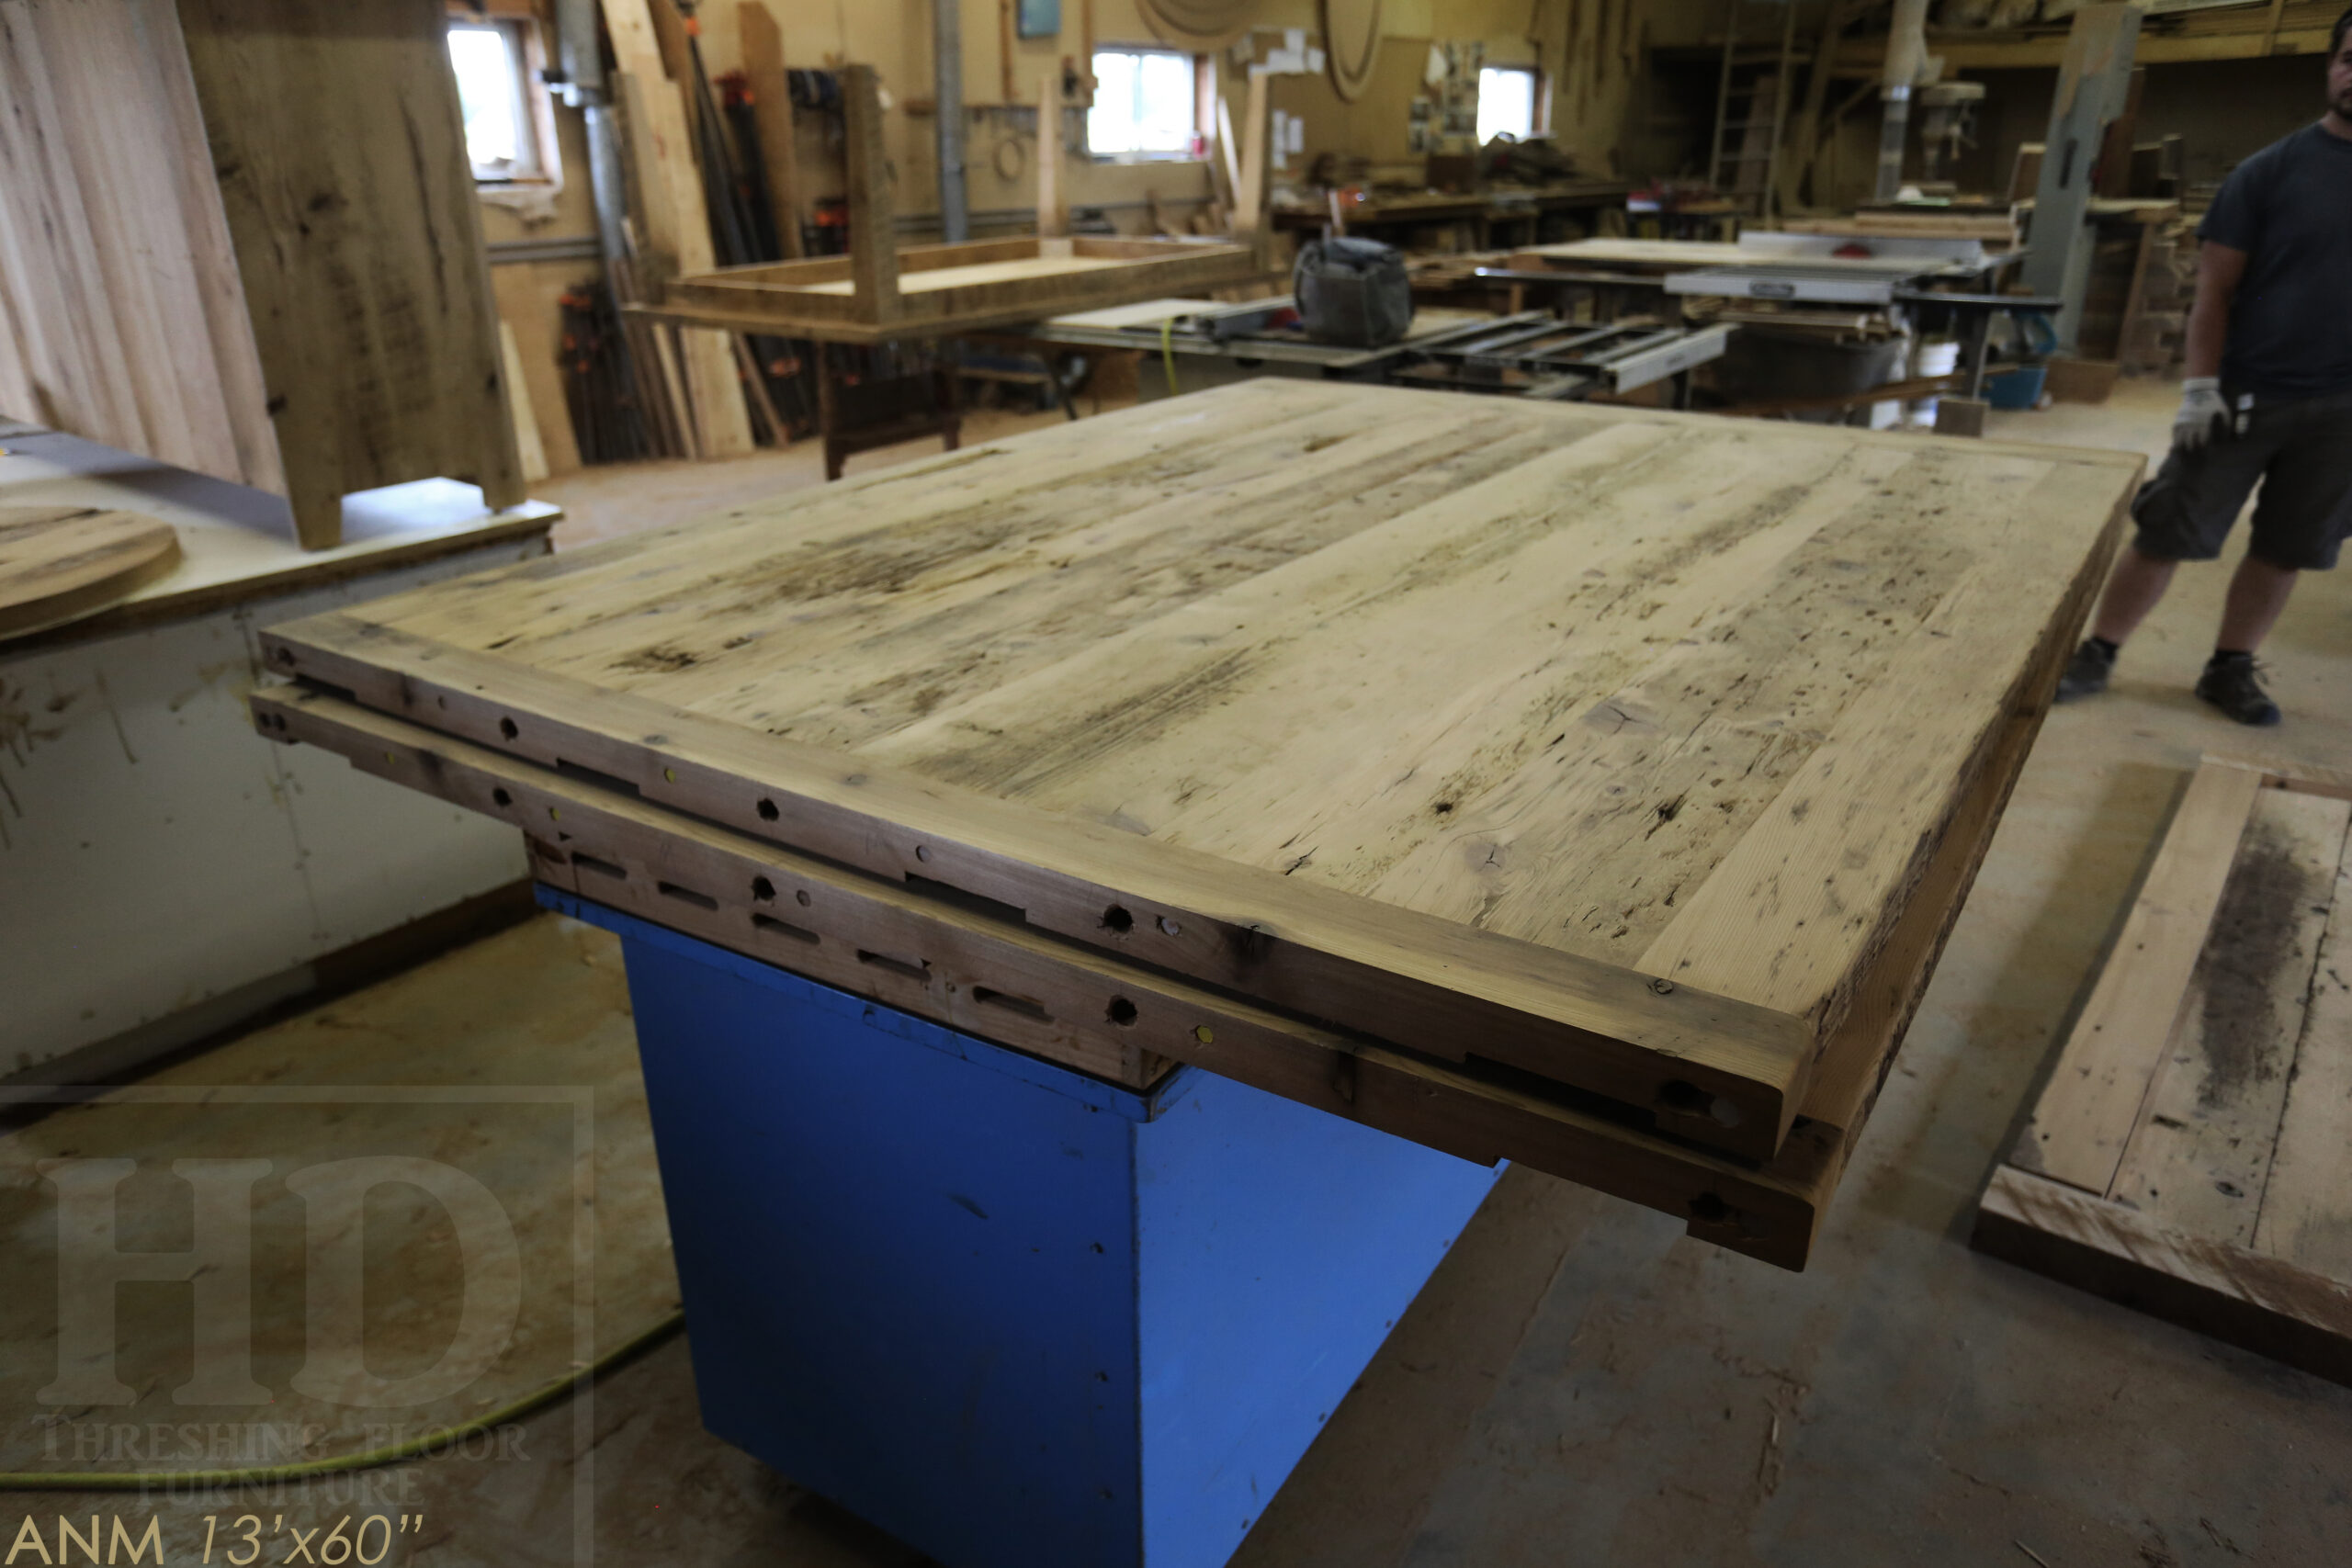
[12,378,2350,1566]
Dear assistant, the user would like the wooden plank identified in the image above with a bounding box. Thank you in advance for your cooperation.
[841,63,903,325]
[2018,761,2265,1194]
[1235,72,1271,265]
[2253,814,2352,1280]
[1974,1164,2352,1390]
[603,3,754,458]
[177,0,526,545]
[2108,786,2348,1242]
[1036,72,1067,240]
[737,1,804,258]
[0,0,284,495]
[499,321,552,485]
[254,385,2141,1165]
[251,684,1843,1269]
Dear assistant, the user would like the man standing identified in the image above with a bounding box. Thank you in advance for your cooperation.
[2057,9,2352,725]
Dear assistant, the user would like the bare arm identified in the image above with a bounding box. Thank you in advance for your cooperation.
[2184,241,2248,381]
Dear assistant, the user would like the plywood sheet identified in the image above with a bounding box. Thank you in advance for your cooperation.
[258,382,2138,1171]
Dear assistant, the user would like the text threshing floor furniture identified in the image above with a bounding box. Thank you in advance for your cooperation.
[252,378,2139,1270]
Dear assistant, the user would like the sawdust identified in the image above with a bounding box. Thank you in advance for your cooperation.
[2197,818,2324,1108]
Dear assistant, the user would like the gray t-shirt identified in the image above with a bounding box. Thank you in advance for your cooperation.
[2199,122,2352,400]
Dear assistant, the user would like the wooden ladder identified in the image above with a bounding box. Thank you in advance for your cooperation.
[1709,0,1800,220]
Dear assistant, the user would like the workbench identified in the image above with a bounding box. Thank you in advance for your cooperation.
[0,420,556,1082]
[1012,298,1729,406]
[251,381,2142,1565]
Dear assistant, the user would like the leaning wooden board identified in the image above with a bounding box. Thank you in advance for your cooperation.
[1975,755,2352,1381]
[254,381,2136,1263]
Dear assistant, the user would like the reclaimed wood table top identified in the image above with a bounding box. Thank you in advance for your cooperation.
[256,381,2141,1266]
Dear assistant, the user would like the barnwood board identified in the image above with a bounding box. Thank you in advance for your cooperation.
[250,685,1840,1268]
[2255,835,2352,1279]
[176,0,528,547]
[258,382,2142,1162]
[737,1,804,258]
[0,0,284,495]
[2107,787,2348,1243]
[1979,757,2352,1381]
[1974,1165,2352,1389]
[2016,761,2266,1193]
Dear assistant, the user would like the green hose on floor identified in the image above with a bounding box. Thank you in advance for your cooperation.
[0,1310,684,1493]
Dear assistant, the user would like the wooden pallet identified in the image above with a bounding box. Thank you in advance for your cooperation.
[1975,756,2352,1384]
[253,380,2138,1267]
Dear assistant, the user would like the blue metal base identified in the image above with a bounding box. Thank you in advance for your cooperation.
[546,888,1502,1568]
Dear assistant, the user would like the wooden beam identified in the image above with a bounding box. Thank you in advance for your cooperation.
[842,63,903,324]
[1234,70,1271,267]
[1036,72,1067,240]
[739,1,805,258]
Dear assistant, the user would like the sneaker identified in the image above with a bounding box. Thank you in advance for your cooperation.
[2054,637,2115,703]
[2195,657,2281,727]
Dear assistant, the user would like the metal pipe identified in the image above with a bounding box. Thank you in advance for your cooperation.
[933,0,970,243]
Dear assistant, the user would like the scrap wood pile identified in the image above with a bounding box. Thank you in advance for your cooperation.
[249,381,2143,1271]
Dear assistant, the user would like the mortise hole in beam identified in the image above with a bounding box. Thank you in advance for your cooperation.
[857,949,931,983]
[499,717,519,740]
[974,987,1054,1022]
[572,852,627,881]
[492,787,514,807]
[752,914,819,944]
[752,876,776,902]
[757,798,780,821]
[1101,904,1134,933]
[1688,1192,1732,1225]
[1105,997,1138,1027]
[1657,1079,1742,1128]
[658,881,719,911]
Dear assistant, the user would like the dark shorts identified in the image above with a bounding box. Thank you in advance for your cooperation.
[2131,388,2352,570]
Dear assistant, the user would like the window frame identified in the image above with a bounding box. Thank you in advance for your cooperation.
[447,12,560,187]
[1085,45,1204,164]
[1476,63,1544,145]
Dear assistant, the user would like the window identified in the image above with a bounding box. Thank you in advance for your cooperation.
[1476,66,1538,144]
[1088,49,1197,158]
[448,18,545,182]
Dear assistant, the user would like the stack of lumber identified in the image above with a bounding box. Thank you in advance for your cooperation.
[1977,757,2352,1386]
[250,380,2142,1270]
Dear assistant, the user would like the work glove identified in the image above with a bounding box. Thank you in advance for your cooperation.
[2173,377,2227,451]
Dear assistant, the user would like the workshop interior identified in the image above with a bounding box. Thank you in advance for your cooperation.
[5,0,2352,1563]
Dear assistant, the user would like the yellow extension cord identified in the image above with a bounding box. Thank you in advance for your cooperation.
[0,1310,684,1492]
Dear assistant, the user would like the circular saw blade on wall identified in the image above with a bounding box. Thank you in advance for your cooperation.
[1136,0,1260,51]
[1323,0,1381,102]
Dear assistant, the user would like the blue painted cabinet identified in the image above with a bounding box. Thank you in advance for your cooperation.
[548,890,1503,1568]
